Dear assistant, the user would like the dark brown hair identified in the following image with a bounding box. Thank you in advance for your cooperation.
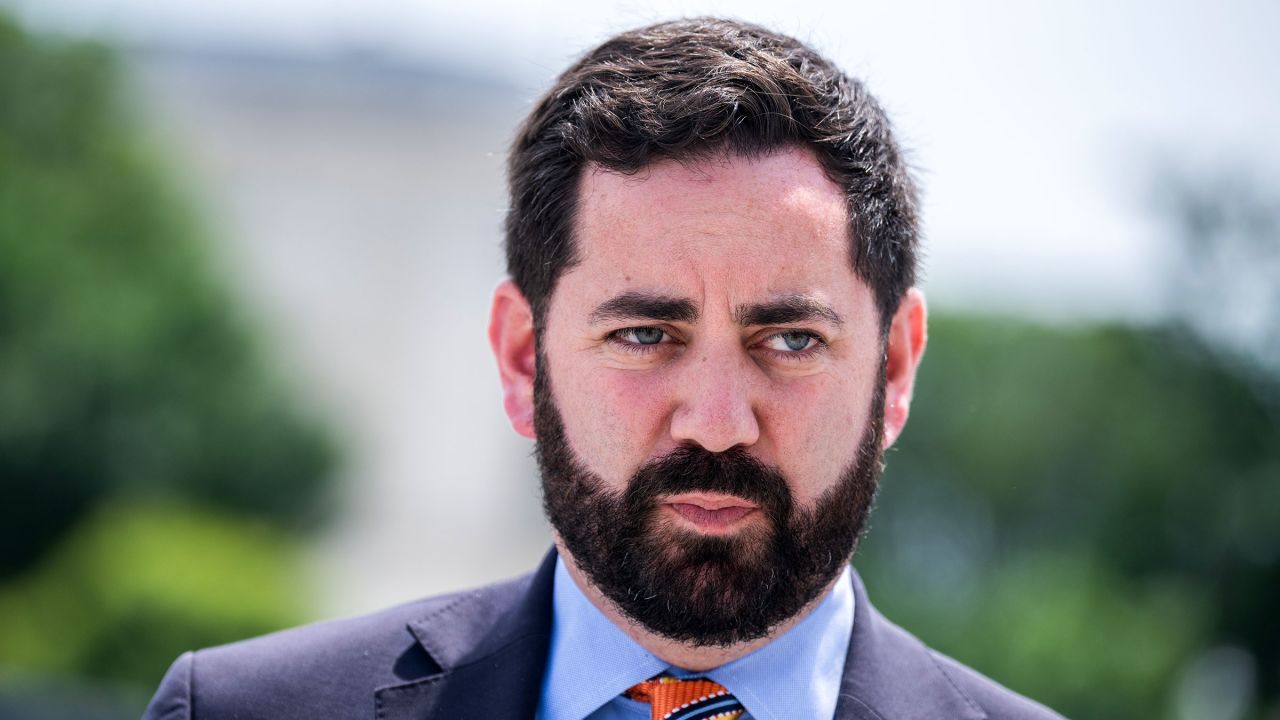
[505,17,919,332]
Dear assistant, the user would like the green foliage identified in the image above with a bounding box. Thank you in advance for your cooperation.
[0,13,336,577]
[0,502,307,687]
[861,315,1280,719]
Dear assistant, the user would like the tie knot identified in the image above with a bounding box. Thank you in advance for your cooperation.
[624,676,745,720]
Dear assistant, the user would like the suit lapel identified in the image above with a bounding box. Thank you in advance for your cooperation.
[834,570,986,720]
[374,555,985,720]
[374,552,556,720]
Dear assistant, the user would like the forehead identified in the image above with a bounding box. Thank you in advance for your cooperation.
[565,148,864,310]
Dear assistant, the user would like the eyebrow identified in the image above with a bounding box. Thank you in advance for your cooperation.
[589,291,843,328]
[589,292,699,324]
[736,295,844,328]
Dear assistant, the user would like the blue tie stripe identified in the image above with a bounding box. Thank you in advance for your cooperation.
[666,695,745,720]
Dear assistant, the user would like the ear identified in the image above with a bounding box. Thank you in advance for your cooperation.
[488,279,538,439]
[881,287,927,450]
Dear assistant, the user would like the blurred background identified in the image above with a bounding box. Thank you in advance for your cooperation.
[0,0,1276,718]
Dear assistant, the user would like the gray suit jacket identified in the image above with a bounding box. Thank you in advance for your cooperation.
[143,551,1063,719]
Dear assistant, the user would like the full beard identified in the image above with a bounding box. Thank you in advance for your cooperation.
[534,355,885,647]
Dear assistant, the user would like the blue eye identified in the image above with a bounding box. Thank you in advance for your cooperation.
[764,331,818,353]
[780,331,812,351]
[622,327,665,345]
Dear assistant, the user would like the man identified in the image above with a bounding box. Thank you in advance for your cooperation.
[146,18,1062,720]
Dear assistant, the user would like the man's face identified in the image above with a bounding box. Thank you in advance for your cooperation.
[529,148,894,644]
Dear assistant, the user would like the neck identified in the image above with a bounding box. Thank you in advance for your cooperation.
[555,540,838,672]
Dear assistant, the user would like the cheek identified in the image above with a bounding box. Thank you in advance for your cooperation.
[548,360,674,482]
[763,371,875,506]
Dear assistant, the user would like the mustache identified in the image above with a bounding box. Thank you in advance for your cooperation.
[624,445,794,519]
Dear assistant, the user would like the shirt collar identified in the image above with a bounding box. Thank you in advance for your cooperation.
[537,556,855,720]
[702,565,854,720]
[537,558,668,720]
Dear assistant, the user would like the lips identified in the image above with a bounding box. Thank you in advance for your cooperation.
[663,493,760,532]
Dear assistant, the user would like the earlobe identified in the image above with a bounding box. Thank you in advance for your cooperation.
[488,279,538,439]
[881,288,927,450]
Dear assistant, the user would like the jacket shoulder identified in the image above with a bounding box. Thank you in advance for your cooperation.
[142,574,532,720]
[843,571,1065,720]
[926,650,1065,720]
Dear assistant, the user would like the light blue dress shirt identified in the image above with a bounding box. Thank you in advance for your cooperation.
[536,557,855,720]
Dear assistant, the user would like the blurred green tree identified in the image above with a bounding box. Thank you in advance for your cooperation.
[0,13,336,578]
[0,503,307,687]
[862,314,1280,720]
[1154,166,1280,389]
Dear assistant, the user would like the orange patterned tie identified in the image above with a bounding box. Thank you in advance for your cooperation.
[625,676,746,720]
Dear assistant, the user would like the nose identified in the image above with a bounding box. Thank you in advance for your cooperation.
[668,347,761,453]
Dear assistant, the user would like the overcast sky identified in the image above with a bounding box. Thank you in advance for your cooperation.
[10,0,1280,321]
